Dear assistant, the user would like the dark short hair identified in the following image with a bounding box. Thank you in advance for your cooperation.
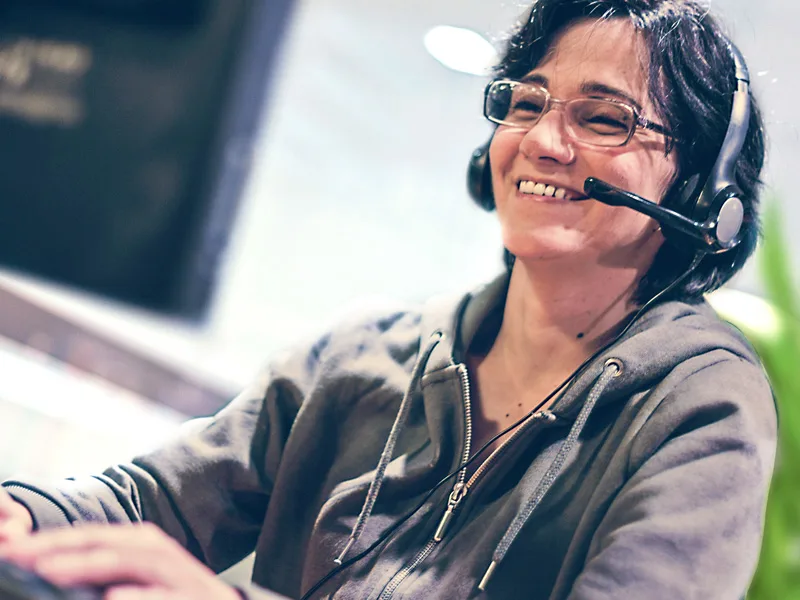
[493,0,766,303]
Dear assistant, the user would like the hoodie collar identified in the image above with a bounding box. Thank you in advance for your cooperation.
[415,273,509,376]
[419,272,762,421]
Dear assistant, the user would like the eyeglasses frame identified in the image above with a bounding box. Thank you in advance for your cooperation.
[483,78,674,147]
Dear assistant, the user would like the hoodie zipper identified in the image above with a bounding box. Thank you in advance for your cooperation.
[433,409,555,542]
[376,364,555,599]
[375,364,473,600]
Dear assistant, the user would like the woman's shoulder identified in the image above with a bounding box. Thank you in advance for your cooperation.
[624,295,768,373]
[615,296,777,462]
[607,295,776,435]
[260,284,477,383]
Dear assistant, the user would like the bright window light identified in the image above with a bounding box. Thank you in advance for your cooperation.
[707,288,782,340]
[424,26,499,76]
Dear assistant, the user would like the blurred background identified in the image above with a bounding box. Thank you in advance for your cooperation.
[0,0,797,595]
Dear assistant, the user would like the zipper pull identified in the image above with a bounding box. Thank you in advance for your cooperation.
[434,482,467,542]
[533,409,557,423]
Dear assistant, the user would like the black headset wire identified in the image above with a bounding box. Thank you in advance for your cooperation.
[299,251,704,600]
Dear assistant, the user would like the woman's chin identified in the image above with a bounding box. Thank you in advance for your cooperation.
[502,232,583,261]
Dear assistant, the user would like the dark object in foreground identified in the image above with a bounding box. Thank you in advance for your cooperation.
[0,0,294,319]
[0,559,101,600]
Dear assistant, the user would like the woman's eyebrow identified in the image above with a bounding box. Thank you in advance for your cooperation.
[520,73,548,86]
[520,73,644,114]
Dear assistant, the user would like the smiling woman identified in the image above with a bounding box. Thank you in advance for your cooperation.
[0,1,777,599]
[490,19,675,276]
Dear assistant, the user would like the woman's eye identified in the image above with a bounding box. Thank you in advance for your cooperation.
[579,112,630,134]
[587,115,627,127]
[512,100,545,114]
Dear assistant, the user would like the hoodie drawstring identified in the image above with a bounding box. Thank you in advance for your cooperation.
[334,331,444,565]
[478,357,624,591]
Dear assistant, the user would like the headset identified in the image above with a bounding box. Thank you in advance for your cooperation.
[467,43,752,255]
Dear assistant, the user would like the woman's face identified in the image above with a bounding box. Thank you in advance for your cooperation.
[489,18,677,268]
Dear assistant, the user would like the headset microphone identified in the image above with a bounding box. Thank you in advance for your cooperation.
[582,177,743,253]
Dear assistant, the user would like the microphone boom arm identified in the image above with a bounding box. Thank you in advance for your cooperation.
[583,177,712,247]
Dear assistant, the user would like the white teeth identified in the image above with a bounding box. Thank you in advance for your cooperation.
[519,181,537,194]
[518,180,571,200]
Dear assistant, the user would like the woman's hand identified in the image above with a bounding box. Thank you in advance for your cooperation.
[0,488,33,543]
[0,522,241,600]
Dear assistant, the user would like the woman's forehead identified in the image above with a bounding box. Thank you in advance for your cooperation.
[524,19,651,106]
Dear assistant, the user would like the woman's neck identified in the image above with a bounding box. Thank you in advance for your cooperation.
[487,257,643,392]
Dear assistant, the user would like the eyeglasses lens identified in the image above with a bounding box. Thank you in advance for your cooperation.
[485,82,636,147]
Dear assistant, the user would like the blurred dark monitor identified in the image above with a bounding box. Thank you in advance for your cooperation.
[0,0,294,319]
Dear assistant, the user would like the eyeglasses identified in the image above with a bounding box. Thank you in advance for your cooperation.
[484,79,672,147]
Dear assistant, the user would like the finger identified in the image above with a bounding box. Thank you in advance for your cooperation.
[2,524,164,575]
[4,524,152,562]
[34,547,175,589]
[5,524,229,598]
[0,520,29,543]
[31,525,195,590]
[0,493,33,538]
[33,543,235,599]
[105,586,186,600]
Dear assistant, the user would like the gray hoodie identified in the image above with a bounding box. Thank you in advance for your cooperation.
[3,274,778,599]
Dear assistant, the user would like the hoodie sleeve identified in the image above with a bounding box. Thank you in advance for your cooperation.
[1,333,328,574]
[567,355,778,600]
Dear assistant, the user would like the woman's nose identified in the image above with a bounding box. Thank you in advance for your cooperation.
[518,109,575,164]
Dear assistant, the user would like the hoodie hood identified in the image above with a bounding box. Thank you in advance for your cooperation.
[420,272,763,420]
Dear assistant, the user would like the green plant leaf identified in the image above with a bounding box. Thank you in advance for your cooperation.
[743,197,800,598]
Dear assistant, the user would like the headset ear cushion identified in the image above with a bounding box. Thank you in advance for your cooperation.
[669,173,702,216]
[467,141,495,211]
